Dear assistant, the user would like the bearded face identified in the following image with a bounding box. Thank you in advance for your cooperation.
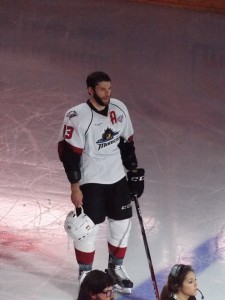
[89,81,111,107]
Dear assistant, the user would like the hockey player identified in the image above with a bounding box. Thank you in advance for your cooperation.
[58,71,144,294]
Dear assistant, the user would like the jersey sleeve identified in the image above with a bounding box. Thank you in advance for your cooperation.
[115,100,138,170]
[58,104,92,183]
[119,101,134,142]
[62,107,87,153]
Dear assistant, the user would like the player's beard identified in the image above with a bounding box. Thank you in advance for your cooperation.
[93,90,110,107]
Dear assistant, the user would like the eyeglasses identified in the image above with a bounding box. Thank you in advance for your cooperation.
[100,287,115,297]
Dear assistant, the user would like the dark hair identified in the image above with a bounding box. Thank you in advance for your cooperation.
[160,264,195,300]
[77,270,115,300]
[86,71,111,89]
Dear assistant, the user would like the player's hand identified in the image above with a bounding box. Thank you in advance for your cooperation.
[127,168,145,199]
[71,183,83,207]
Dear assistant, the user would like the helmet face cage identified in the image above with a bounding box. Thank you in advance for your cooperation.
[64,209,95,240]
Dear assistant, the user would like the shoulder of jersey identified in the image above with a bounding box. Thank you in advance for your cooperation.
[65,103,91,120]
[110,98,129,116]
[110,98,127,109]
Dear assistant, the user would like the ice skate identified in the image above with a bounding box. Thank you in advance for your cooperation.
[114,284,132,294]
[106,263,133,294]
[78,270,91,284]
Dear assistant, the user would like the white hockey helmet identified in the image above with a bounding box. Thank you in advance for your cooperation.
[64,208,95,240]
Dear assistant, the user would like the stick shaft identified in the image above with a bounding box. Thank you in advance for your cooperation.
[134,195,160,300]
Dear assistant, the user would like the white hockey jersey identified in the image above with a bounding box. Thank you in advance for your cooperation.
[58,98,134,185]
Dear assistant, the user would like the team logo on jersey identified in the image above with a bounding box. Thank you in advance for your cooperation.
[117,114,124,123]
[96,127,119,150]
[66,110,78,119]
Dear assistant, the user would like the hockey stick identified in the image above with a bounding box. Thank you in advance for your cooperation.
[133,195,160,300]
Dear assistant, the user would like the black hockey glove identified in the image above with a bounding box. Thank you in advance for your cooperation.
[127,168,145,199]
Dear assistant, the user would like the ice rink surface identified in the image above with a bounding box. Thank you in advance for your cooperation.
[0,1,225,299]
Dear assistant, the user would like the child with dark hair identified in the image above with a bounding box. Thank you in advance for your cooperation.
[77,269,115,300]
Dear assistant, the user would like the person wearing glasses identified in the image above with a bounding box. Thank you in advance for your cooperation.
[77,269,115,300]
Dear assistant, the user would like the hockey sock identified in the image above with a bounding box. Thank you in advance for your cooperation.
[108,253,123,266]
[78,263,92,274]
[108,243,127,265]
[75,248,95,266]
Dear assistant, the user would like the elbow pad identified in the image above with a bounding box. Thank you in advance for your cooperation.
[65,170,81,184]
[118,138,138,170]
[58,140,82,183]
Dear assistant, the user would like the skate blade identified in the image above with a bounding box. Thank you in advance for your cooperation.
[114,284,132,294]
